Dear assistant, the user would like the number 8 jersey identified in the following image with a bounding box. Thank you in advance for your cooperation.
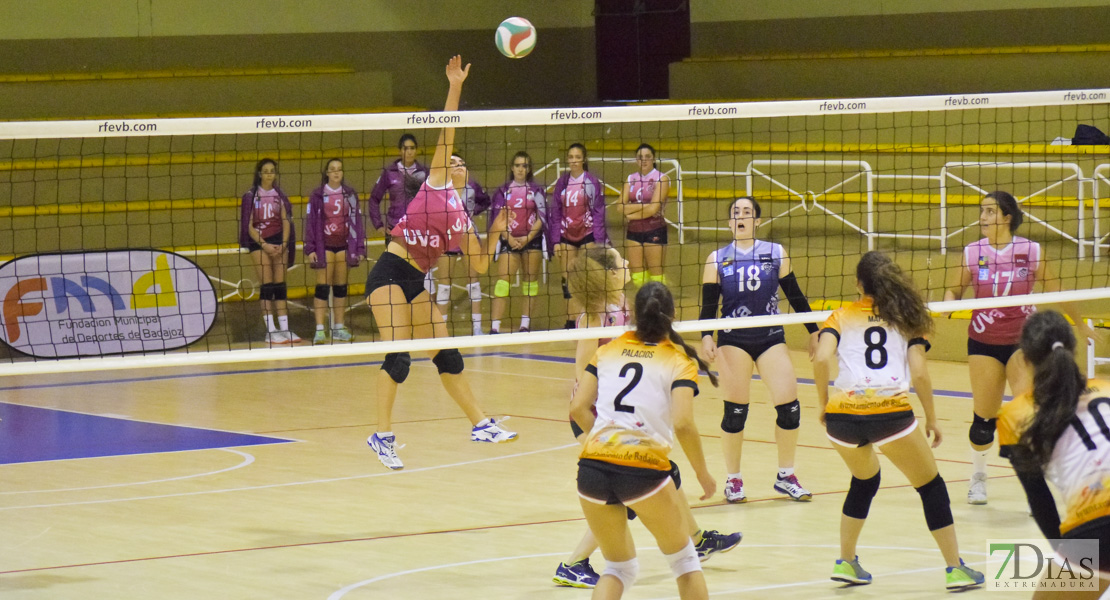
[821,297,930,415]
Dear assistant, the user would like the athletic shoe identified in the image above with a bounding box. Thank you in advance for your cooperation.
[266,331,290,345]
[553,559,599,588]
[488,329,500,335]
[332,326,353,342]
[724,476,747,503]
[774,474,813,501]
[367,433,403,470]
[946,559,985,589]
[968,472,988,505]
[471,417,518,443]
[518,326,530,333]
[831,556,872,585]
[312,329,328,345]
[694,529,743,562]
[285,331,302,344]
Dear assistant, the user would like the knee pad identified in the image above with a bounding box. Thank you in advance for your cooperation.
[433,349,464,375]
[561,277,572,300]
[664,541,701,578]
[381,352,412,384]
[915,474,954,531]
[332,284,348,299]
[648,273,667,284]
[436,284,452,304]
[721,401,749,433]
[314,284,330,301]
[522,280,539,297]
[843,471,881,520]
[775,400,801,431]
[630,271,648,287]
[259,283,275,301]
[467,281,482,303]
[968,414,998,446]
[493,279,511,298]
[602,558,639,590]
[271,282,287,301]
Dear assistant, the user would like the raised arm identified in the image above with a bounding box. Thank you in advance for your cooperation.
[426,56,470,189]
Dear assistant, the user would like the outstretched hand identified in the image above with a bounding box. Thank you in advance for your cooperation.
[446,55,471,87]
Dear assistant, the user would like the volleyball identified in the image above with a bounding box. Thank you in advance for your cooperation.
[495,17,536,59]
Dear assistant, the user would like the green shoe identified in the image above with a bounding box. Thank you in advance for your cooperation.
[831,556,872,585]
[313,329,328,345]
[332,325,353,342]
[946,559,984,590]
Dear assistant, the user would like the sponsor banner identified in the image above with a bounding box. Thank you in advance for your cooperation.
[0,250,217,358]
[987,539,1100,592]
[0,89,1106,139]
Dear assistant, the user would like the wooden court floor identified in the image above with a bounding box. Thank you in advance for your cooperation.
[0,344,1064,599]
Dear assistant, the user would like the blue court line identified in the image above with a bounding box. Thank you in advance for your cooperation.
[0,349,983,400]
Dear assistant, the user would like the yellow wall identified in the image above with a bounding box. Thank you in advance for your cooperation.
[692,0,1110,22]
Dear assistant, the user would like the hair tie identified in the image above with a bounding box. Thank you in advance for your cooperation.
[1051,341,1065,350]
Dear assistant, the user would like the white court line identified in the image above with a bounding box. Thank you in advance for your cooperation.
[0,448,254,495]
[0,443,576,511]
[327,544,989,599]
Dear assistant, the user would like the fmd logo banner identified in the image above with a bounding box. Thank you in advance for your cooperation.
[987,538,1099,592]
[0,250,217,358]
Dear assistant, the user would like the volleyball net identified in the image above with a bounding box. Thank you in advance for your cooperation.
[0,87,1108,373]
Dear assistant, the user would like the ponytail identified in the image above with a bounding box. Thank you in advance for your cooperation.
[1011,311,1085,473]
[634,282,719,388]
[856,251,932,338]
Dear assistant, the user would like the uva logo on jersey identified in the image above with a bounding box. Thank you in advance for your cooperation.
[402,229,442,248]
[971,308,1008,334]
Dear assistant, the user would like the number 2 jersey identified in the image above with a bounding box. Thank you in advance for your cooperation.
[820,297,929,416]
[710,240,784,343]
[581,331,700,469]
[998,379,1110,535]
[963,237,1041,345]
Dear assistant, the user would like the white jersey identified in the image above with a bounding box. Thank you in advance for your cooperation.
[1045,380,1110,534]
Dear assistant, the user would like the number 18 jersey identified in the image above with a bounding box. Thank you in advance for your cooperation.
[712,240,784,342]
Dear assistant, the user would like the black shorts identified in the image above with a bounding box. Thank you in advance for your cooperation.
[1061,517,1110,574]
[560,233,595,248]
[498,236,543,254]
[443,249,463,257]
[626,226,668,245]
[577,458,673,506]
[324,244,347,253]
[967,338,1019,365]
[365,252,426,303]
[246,232,283,253]
[718,329,786,361]
[826,411,918,448]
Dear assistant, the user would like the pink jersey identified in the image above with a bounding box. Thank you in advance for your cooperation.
[627,169,665,232]
[322,185,349,247]
[390,181,474,272]
[251,188,283,238]
[964,237,1041,345]
[560,173,592,242]
[504,182,540,237]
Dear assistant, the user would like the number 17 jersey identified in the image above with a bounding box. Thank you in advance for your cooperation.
[963,237,1040,345]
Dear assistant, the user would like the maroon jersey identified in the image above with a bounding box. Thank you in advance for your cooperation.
[252,188,283,238]
[560,173,592,242]
[963,237,1041,345]
[390,181,474,272]
[504,182,540,237]
[322,185,349,247]
[626,169,666,233]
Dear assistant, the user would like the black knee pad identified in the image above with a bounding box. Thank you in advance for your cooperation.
[721,401,749,433]
[968,414,998,446]
[915,474,954,531]
[259,283,275,301]
[561,277,572,300]
[775,399,801,431]
[381,352,411,384]
[332,284,348,299]
[843,472,881,519]
[272,282,287,301]
[433,349,464,375]
[314,284,330,301]
[570,418,584,438]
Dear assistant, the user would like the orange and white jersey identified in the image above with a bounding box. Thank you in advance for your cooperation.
[820,297,928,416]
[581,331,700,465]
[1026,380,1110,534]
